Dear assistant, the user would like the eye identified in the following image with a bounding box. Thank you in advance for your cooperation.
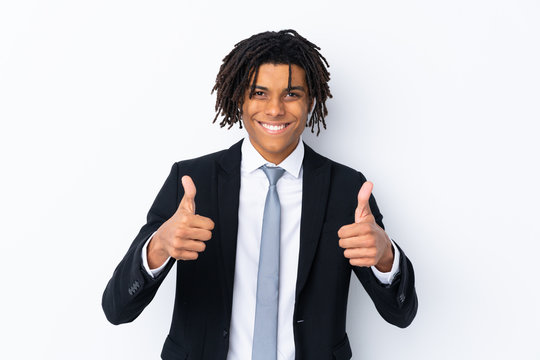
[252,91,265,97]
[285,92,300,100]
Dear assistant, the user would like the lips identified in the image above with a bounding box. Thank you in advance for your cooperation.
[257,121,291,134]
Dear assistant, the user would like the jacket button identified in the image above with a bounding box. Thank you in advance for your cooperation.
[222,330,228,338]
[128,280,141,296]
[399,293,406,303]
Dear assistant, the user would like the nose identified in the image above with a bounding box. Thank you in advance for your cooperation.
[264,97,285,117]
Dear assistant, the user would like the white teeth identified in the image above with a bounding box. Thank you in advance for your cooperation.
[260,122,287,131]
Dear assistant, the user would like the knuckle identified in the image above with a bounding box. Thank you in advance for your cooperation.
[363,233,375,244]
[360,223,371,233]
[175,228,187,238]
[198,230,212,241]
[172,237,183,248]
[349,237,361,247]
[171,249,183,259]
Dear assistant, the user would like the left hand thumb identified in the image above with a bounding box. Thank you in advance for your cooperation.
[355,181,373,223]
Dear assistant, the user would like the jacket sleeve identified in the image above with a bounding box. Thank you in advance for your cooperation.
[353,242,418,328]
[352,174,418,328]
[102,162,181,325]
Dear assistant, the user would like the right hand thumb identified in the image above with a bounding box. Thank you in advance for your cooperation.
[178,175,196,214]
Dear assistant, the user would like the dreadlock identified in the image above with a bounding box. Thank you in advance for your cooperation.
[211,29,332,135]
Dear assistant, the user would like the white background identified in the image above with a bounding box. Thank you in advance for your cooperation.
[1,1,539,359]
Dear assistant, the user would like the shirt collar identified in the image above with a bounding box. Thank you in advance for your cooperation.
[241,136,304,179]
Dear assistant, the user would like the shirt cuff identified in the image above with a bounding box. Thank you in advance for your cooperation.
[370,239,401,285]
[141,231,170,278]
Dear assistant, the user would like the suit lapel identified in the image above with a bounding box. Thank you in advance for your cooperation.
[214,140,331,308]
[296,143,331,299]
[216,139,242,314]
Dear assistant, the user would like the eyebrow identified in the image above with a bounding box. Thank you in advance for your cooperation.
[253,85,307,92]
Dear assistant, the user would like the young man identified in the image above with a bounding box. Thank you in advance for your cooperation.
[102,29,417,360]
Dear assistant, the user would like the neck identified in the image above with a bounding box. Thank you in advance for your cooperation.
[249,138,300,165]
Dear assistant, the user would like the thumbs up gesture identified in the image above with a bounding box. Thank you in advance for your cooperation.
[147,176,215,268]
[338,181,394,272]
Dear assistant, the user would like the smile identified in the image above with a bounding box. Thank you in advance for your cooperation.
[257,121,291,134]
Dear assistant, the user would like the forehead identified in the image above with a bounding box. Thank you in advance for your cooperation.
[252,63,307,86]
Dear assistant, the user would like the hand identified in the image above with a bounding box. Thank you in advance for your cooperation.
[338,181,394,272]
[147,176,215,268]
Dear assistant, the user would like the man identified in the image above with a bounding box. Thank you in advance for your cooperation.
[102,29,417,360]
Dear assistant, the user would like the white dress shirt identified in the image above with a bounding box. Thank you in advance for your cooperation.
[142,138,400,359]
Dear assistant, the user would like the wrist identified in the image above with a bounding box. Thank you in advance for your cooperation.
[147,233,169,269]
[375,238,394,272]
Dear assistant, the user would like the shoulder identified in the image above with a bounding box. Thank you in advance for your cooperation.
[173,139,243,175]
[305,143,385,224]
[304,143,367,184]
[175,148,227,168]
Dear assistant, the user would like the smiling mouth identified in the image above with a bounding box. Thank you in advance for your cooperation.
[257,121,291,134]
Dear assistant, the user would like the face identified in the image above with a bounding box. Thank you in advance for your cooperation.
[241,63,312,164]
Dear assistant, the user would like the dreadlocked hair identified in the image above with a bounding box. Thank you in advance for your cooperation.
[211,29,332,135]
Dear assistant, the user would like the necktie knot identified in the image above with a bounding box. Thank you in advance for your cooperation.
[262,165,285,186]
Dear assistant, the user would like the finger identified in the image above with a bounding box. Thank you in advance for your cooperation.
[343,247,377,259]
[338,236,375,249]
[337,222,376,240]
[176,239,207,253]
[349,258,376,267]
[177,227,213,242]
[187,214,215,231]
[355,181,373,223]
[178,176,197,214]
[171,249,199,261]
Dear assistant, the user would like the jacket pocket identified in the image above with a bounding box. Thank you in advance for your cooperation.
[161,335,188,360]
[333,333,352,360]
